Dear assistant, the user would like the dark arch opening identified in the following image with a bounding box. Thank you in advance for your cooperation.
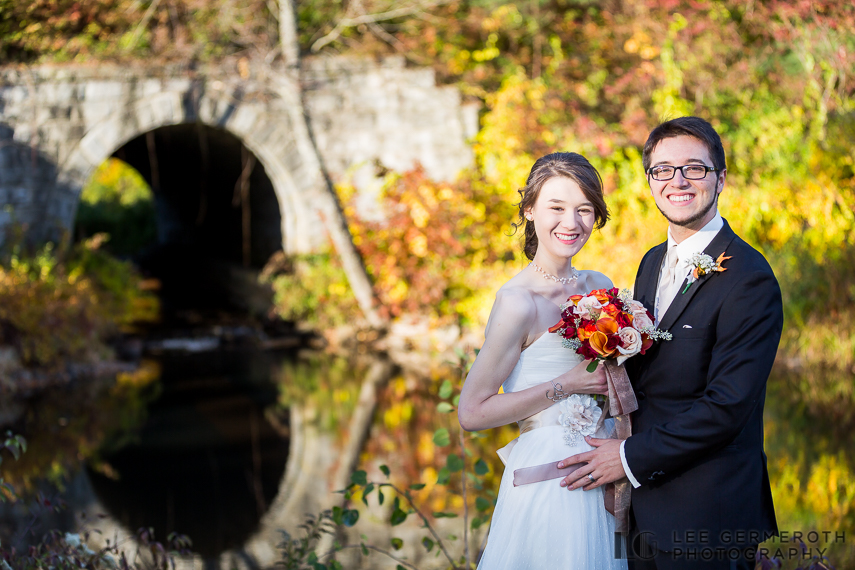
[113,124,283,318]
[75,125,295,561]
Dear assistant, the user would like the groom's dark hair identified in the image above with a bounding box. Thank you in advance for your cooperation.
[642,116,727,173]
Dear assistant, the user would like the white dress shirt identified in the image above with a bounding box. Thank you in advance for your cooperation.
[619,212,724,488]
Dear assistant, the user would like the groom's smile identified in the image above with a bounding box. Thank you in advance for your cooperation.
[647,135,726,239]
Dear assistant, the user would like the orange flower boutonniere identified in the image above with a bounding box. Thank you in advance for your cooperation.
[682,252,732,294]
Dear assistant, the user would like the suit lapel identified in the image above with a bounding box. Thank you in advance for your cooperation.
[657,220,737,332]
[636,242,666,315]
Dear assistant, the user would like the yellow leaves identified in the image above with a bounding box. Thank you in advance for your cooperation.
[410,201,430,229]
[418,432,436,465]
[81,158,152,207]
[472,33,500,63]
[115,360,160,389]
[772,451,855,529]
[482,4,523,33]
[0,241,159,368]
[387,279,410,303]
[383,399,413,429]
[409,233,428,257]
[623,30,659,60]
[329,282,348,297]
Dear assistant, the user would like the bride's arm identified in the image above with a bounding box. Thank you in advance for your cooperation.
[458,289,607,432]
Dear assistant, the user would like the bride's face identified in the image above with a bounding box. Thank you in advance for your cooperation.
[526,176,596,261]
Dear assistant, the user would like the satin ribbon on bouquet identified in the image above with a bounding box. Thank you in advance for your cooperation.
[496,362,638,534]
[602,361,638,535]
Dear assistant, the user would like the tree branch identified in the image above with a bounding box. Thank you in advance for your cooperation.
[311,0,453,52]
[385,482,459,569]
[125,0,162,52]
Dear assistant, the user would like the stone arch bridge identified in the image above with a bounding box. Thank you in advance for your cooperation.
[0,55,476,257]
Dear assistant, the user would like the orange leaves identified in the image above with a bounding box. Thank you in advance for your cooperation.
[342,167,512,323]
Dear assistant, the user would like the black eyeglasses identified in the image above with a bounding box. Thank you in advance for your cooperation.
[647,164,720,181]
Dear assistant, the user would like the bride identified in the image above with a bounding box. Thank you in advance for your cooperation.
[458,152,627,569]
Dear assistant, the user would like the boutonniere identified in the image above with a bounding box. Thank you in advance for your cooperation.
[682,252,732,294]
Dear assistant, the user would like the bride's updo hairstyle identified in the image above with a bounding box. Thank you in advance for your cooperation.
[514,152,609,260]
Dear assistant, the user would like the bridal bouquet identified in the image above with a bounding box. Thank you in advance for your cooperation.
[548,287,672,372]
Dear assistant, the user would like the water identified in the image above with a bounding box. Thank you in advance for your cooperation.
[86,348,290,559]
[2,342,853,568]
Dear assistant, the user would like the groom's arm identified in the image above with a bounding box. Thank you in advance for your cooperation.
[621,267,783,484]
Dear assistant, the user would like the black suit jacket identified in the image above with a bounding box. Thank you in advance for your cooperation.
[624,219,782,550]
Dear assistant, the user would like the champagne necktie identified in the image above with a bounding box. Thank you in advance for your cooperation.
[656,246,682,323]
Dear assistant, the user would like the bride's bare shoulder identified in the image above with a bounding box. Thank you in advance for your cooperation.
[579,270,614,291]
[486,282,537,334]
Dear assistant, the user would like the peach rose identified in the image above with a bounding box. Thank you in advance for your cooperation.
[628,300,654,330]
[574,295,605,320]
[616,326,643,365]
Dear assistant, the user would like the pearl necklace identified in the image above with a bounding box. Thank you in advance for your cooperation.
[530,262,579,284]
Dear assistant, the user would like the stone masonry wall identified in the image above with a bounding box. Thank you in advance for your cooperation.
[0,56,477,249]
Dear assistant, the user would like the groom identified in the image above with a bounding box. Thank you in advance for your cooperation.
[558,116,782,569]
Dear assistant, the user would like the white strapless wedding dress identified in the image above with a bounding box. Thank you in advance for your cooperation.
[477,333,627,570]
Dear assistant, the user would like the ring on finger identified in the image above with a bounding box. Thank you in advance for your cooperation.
[587,473,597,483]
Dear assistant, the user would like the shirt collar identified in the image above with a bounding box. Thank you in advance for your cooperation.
[666,212,724,264]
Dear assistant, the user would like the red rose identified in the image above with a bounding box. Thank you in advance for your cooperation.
[577,340,599,360]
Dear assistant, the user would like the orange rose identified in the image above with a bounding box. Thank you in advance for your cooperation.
[577,321,598,341]
[590,289,611,305]
[601,303,620,317]
[569,294,584,306]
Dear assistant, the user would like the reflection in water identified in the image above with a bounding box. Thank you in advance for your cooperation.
[5,341,853,567]
[87,348,290,559]
[764,367,855,567]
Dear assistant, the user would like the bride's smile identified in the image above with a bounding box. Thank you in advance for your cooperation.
[526,176,596,271]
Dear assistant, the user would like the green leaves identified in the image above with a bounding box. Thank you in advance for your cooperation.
[436,401,454,413]
[350,470,368,486]
[475,496,492,512]
[432,428,450,447]
[390,508,408,526]
[331,506,359,527]
[446,454,464,472]
[436,467,451,485]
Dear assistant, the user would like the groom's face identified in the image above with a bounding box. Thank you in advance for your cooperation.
[647,135,726,232]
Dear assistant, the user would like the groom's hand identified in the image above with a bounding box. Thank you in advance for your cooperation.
[558,437,626,491]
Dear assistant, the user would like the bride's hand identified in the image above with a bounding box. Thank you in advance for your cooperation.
[553,360,609,396]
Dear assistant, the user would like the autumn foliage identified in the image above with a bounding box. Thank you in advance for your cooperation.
[0,237,158,369]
